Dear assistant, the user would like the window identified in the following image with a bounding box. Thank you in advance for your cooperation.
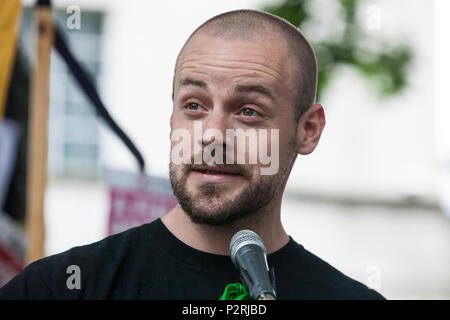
[20,8,104,178]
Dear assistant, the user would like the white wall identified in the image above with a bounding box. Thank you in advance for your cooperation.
[288,0,437,202]
[434,0,450,217]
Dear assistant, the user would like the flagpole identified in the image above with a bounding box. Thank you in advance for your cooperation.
[25,0,53,265]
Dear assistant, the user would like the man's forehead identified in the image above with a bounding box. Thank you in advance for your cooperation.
[178,32,288,63]
[174,35,292,85]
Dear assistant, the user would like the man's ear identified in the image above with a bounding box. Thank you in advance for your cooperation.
[296,103,326,155]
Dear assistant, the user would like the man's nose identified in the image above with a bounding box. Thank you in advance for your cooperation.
[201,108,230,146]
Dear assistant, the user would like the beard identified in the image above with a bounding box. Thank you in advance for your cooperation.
[169,161,289,226]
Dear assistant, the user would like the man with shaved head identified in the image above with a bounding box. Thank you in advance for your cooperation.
[0,9,384,300]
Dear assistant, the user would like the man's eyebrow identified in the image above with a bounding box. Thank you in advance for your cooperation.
[234,84,275,101]
[177,77,208,90]
[176,78,275,101]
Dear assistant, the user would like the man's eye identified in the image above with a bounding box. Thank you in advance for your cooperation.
[186,103,203,111]
[241,108,259,117]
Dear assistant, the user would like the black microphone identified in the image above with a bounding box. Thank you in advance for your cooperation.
[229,230,277,300]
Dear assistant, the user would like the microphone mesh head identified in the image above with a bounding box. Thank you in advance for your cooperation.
[229,230,266,267]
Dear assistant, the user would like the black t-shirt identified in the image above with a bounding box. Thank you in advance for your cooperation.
[0,218,385,299]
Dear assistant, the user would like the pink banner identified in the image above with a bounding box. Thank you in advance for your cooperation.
[107,170,177,235]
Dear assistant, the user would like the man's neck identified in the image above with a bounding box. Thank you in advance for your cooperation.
[161,201,289,256]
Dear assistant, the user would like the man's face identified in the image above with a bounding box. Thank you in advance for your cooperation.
[169,34,298,225]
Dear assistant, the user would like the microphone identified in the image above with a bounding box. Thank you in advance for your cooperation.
[229,230,277,300]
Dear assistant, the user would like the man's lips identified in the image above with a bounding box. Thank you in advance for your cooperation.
[190,165,241,183]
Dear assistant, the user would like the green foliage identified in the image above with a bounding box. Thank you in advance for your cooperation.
[263,0,412,101]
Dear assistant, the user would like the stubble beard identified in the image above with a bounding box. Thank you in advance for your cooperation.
[169,163,285,226]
